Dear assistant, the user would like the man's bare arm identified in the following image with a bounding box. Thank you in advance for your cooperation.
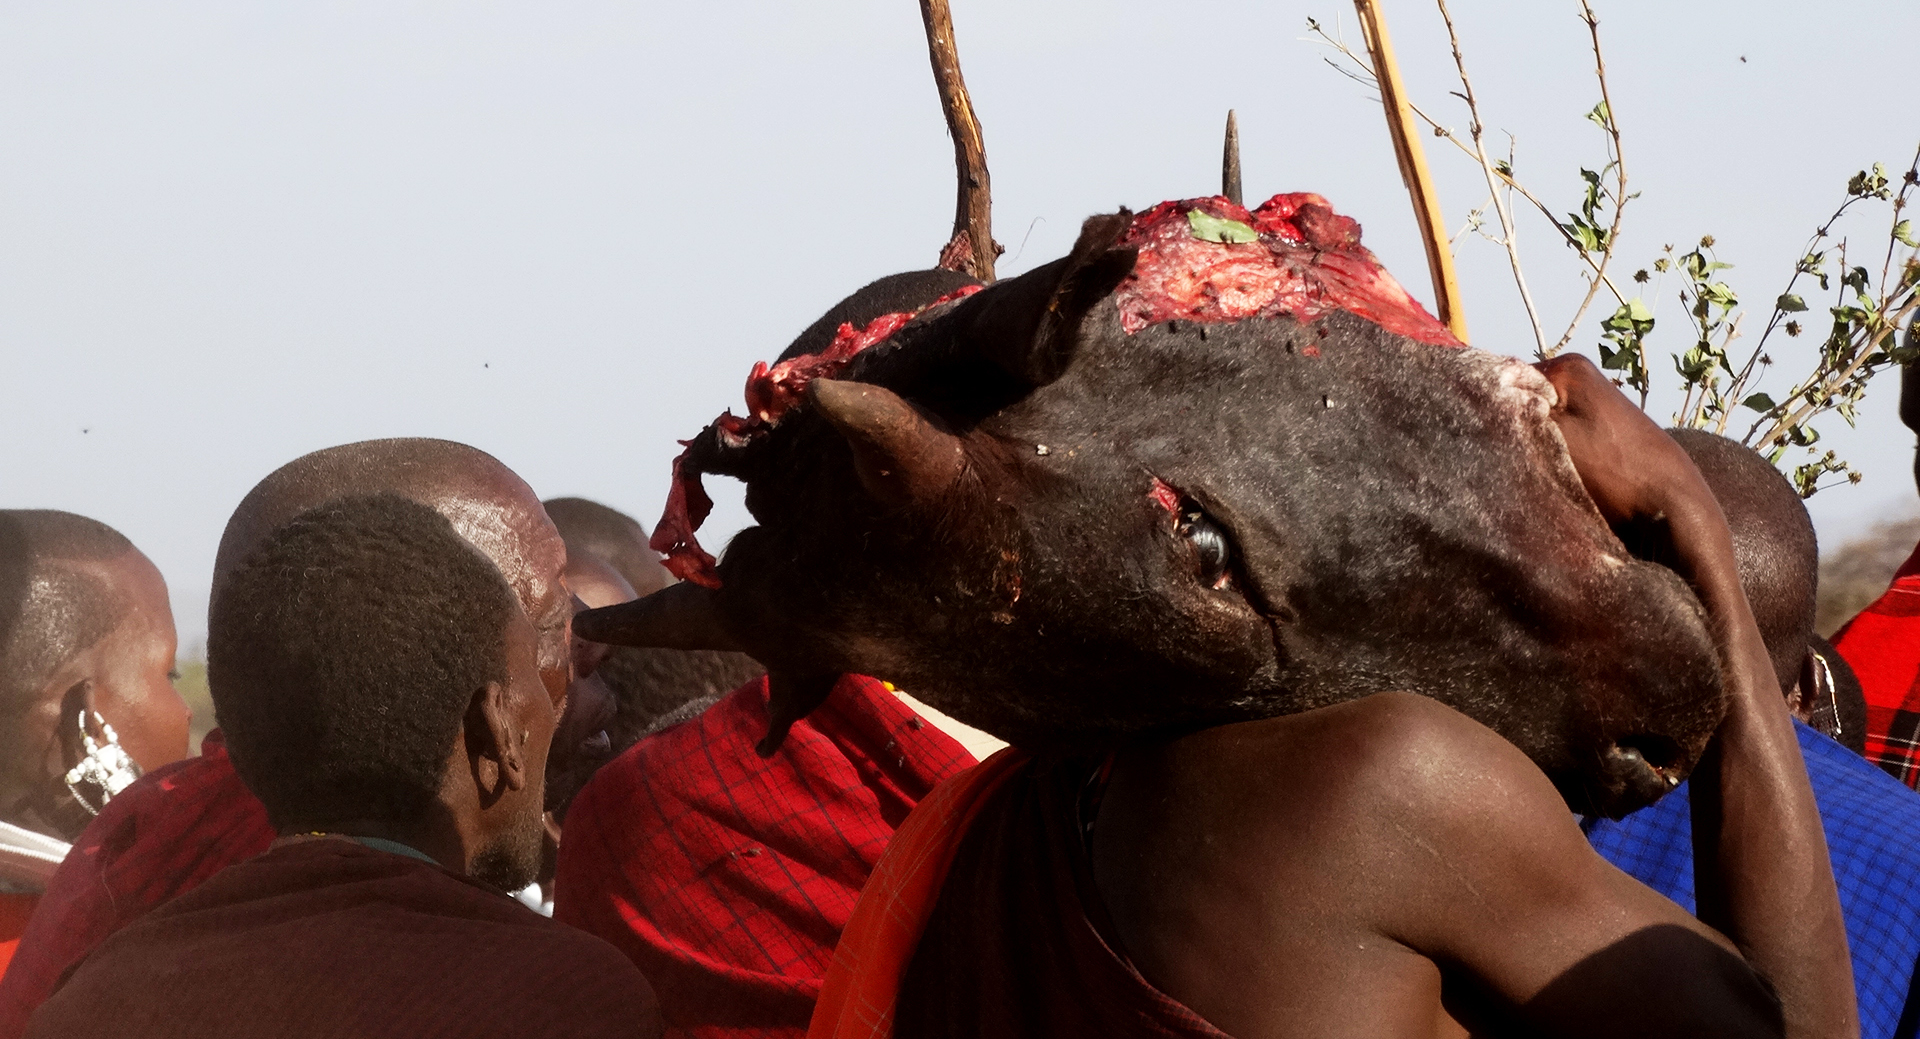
[1536,354,1854,1038]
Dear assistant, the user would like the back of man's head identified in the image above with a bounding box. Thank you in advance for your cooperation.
[1669,429,1818,693]
[542,497,668,598]
[210,494,519,831]
[216,439,544,592]
[216,438,570,704]
[0,511,135,720]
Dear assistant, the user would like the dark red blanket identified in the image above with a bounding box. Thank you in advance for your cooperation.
[554,674,973,1039]
[0,732,273,1037]
[1833,540,1920,788]
[892,757,1230,1039]
[26,839,659,1039]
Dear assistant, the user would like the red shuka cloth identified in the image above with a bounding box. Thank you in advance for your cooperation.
[24,840,659,1039]
[806,748,1026,1039]
[0,896,37,981]
[1833,541,1920,788]
[889,757,1231,1039]
[553,674,975,1039]
[0,732,273,1037]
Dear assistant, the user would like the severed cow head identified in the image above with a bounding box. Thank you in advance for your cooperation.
[585,195,1724,818]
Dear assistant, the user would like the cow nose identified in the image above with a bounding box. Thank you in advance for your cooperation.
[1602,735,1681,810]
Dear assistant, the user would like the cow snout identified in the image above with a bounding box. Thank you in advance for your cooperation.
[1597,735,1683,816]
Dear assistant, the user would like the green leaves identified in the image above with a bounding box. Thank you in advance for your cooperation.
[1848,163,1893,200]
[1597,297,1655,396]
[1559,166,1614,255]
[1617,153,1920,498]
[1791,451,1860,499]
[1187,210,1259,244]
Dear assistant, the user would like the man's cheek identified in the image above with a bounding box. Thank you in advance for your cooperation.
[539,639,571,707]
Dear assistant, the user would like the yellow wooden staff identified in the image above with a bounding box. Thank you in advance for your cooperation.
[1353,0,1468,344]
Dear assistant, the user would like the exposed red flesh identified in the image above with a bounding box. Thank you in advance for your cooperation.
[649,442,720,588]
[654,286,984,588]
[652,194,1455,587]
[1149,478,1182,521]
[1113,194,1462,348]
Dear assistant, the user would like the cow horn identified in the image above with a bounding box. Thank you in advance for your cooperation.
[963,212,1138,387]
[572,581,743,652]
[808,378,967,509]
[1223,109,1243,206]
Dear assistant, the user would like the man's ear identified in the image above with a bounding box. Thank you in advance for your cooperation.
[464,680,528,806]
[1789,648,1823,726]
[53,680,95,775]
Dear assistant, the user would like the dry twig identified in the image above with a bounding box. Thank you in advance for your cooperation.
[1551,0,1630,355]
[919,0,998,281]
[1433,0,1545,355]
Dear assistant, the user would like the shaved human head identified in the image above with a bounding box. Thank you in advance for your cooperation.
[218,439,551,600]
[1669,428,1818,694]
[542,497,670,598]
[216,439,571,707]
[0,510,187,838]
[0,511,135,716]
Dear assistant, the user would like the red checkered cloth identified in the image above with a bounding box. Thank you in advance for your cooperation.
[553,673,975,1039]
[1834,540,1920,789]
[0,732,273,1038]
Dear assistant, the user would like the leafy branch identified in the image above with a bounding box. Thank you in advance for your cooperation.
[1432,0,1545,354]
[1308,4,1919,498]
[1307,6,1635,360]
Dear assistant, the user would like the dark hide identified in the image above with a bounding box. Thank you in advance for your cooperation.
[778,269,983,363]
[604,216,1726,818]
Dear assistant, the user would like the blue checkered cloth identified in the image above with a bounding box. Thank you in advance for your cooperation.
[1585,721,1920,1039]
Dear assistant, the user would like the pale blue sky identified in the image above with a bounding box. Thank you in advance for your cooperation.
[5,1,1917,644]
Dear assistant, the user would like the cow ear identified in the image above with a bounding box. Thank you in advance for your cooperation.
[963,211,1137,387]
[808,378,968,509]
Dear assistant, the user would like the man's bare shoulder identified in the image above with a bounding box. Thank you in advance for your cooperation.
[1099,691,1618,957]
[1149,691,1576,839]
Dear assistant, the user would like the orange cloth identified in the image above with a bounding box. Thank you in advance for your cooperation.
[805,748,1028,1039]
[0,896,38,980]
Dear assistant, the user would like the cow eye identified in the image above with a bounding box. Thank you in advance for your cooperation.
[1179,508,1233,590]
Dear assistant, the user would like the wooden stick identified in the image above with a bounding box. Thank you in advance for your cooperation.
[1353,0,1468,343]
[1223,110,1243,206]
[919,0,996,281]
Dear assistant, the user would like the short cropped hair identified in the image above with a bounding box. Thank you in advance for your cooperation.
[209,494,518,830]
[542,497,664,597]
[1669,429,1819,693]
[0,511,136,718]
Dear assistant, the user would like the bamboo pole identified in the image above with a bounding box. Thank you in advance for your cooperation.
[919,0,996,281]
[1353,0,1468,343]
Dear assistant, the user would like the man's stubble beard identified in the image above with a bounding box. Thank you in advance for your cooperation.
[469,800,547,893]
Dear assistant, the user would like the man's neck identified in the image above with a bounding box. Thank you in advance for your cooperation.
[275,818,463,874]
